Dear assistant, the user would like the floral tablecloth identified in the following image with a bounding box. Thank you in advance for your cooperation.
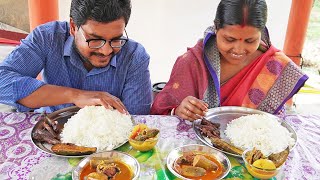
[0,113,319,180]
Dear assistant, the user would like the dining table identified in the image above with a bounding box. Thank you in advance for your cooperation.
[0,111,319,180]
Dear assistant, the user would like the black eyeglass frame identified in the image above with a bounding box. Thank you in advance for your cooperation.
[78,26,129,49]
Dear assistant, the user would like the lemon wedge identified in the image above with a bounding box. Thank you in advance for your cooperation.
[252,159,276,170]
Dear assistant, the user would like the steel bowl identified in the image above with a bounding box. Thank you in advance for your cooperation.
[72,151,140,180]
[166,144,231,180]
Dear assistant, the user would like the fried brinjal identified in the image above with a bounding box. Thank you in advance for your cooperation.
[51,143,97,155]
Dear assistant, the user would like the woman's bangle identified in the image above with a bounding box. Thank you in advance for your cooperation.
[170,108,176,116]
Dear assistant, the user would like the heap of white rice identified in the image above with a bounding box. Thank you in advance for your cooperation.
[225,114,295,155]
[60,106,133,151]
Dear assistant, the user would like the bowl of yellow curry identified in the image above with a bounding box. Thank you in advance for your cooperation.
[128,124,159,152]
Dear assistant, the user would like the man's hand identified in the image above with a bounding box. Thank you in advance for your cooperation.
[18,85,128,114]
[175,96,208,121]
[73,90,128,114]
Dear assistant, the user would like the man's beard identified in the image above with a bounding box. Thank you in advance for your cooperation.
[72,42,115,69]
[72,41,95,68]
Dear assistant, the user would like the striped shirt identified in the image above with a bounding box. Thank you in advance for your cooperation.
[0,21,152,114]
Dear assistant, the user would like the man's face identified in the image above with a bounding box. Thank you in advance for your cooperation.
[70,18,126,69]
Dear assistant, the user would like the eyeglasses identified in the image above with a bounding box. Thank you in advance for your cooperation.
[78,26,128,49]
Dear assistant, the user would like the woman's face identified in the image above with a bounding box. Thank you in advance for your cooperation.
[216,25,261,65]
[70,18,126,69]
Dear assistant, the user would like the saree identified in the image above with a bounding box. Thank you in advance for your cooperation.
[150,27,308,115]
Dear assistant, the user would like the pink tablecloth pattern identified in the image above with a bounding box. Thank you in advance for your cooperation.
[281,115,320,179]
[0,112,320,180]
[0,113,51,179]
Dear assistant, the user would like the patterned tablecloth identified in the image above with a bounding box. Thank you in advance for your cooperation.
[0,113,319,180]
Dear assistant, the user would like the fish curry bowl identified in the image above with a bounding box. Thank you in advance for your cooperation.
[72,151,140,180]
[242,148,289,179]
[128,124,159,152]
[166,144,231,180]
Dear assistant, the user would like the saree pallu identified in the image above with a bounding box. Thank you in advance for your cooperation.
[151,30,308,115]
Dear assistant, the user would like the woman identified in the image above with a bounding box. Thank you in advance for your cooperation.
[151,0,308,121]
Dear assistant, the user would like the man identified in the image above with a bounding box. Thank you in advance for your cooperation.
[0,0,152,114]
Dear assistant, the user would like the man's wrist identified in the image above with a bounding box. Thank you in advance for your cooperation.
[65,87,79,104]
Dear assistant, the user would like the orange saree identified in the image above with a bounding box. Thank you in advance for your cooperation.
[151,27,308,115]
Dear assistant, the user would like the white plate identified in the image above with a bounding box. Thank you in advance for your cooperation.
[193,106,297,157]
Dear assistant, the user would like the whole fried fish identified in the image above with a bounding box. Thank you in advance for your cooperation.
[210,137,243,155]
[268,147,289,168]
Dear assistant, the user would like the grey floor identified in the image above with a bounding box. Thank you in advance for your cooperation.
[0,104,16,112]
[291,93,320,115]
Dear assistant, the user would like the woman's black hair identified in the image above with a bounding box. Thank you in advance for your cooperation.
[214,0,267,30]
[70,0,131,27]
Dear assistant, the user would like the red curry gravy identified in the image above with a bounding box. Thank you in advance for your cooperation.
[80,161,133,180]
[173,153,224,180]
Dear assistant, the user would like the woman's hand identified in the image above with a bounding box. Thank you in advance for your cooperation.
[175,96,208,121]
[73,90,128,114]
